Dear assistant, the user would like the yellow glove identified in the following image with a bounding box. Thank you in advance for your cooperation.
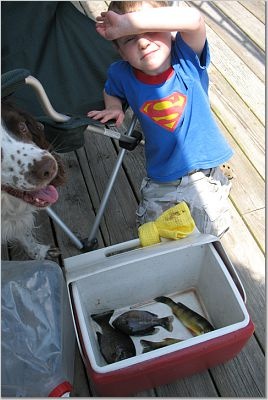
[138,202,195,247]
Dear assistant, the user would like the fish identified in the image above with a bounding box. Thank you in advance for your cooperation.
[91,310,136,364]
[154,296,214,335]
[140,337,183,353]
[112,310,174,336]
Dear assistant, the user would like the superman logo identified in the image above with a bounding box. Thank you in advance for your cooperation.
[140,92,187,132]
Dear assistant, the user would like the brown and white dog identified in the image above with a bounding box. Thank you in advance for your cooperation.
[1,100,66,259]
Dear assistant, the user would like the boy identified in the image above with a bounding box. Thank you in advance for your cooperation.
[88,1,233,237]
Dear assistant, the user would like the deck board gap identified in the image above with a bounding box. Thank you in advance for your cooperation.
[211,106,265,182]
[229,197,265,254]
[242,206,265,216]
[211,63,264,126]
[208,369,221,397]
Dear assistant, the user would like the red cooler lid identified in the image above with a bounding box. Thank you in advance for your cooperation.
[49,381,73,397]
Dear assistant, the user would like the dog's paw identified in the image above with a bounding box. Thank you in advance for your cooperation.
[47,246,61,258]
[27,244,50,260]
[27,244,61,260]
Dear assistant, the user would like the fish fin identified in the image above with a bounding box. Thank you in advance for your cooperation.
[139,327,160,336]
[149,311,159,317]
[154,296,170,304]
[162,337,183,345]
[140,340,152,353]
[162,315,174,332]
[154,296,166,303]
[91,310,114,322]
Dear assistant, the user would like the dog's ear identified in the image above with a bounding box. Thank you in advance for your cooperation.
[22,113,51,150]
[1,100,51,149]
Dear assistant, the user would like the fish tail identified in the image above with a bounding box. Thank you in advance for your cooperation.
[161,315,174,332]
[140,340,153,353]
[91,310,114,323]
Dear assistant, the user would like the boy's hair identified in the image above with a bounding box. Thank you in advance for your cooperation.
[108,1,170,46]
[108,1,169,14]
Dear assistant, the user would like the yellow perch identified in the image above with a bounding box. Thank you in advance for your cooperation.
[154,296,214,335]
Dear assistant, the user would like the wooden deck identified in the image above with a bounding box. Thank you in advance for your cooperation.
[2,1,265,397]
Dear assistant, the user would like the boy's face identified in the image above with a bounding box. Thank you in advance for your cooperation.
[115,4,172,75]
[117,31,172,75]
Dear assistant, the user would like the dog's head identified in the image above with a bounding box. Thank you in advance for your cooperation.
[1,100,66,207]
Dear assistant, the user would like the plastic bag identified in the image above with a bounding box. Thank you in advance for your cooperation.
[1,260,75,397]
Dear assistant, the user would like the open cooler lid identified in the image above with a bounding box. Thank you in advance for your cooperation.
[63,232,246,302]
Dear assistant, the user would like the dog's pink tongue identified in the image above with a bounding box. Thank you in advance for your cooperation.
[37,185,59,203]
[30,185,59,204]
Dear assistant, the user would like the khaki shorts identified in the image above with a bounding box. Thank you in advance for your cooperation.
[136,167,232,237]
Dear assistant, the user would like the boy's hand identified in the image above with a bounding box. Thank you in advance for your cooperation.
[87,109,125,128]
[96,11,124,40]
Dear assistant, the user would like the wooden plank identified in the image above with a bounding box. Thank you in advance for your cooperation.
[214,118,265,251]
[215,119,265,217]
[213,1,265,51]
[52,151,104,258]
[182,1,265,125]
[190,1,265,82]
[243,208,265,252]
[71,345,92,397]
[2,210,59,262]
[238,0,265,23]
[1,244,10,261]
[155,371,218,397]
[209,336,265,397]
[209,65,265,179]
[221,206,265,348]
[133,389,156,397]
[205,23,265,125]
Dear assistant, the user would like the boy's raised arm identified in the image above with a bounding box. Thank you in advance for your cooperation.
[96,6,206,57]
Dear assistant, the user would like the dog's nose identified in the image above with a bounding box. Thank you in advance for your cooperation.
[34,155,58,182]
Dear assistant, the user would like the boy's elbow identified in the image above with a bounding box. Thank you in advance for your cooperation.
[191,9,204,30]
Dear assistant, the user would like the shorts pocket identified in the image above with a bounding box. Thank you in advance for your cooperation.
[190,184,231,237]
[185,172,232,237]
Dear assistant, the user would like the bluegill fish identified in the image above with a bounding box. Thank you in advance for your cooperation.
[112,310,174,336]
[91,310,136,364]
[141,337,183,353]
[154,296,214,335]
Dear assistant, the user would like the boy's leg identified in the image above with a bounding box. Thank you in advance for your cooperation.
[136,167,232,238]
[136,177,180,226]
[180,167,232,237]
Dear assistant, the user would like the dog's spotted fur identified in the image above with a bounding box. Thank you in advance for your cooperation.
[1,100,66,259]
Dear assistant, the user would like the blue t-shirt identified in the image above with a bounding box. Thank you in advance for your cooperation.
[105,33,233,182]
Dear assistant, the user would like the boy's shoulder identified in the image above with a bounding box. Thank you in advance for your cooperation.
[109,59,131,72]
[173,32,210,73]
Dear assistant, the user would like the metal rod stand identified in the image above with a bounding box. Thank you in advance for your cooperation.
[83,114,138,250]
[46,207,84,249]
